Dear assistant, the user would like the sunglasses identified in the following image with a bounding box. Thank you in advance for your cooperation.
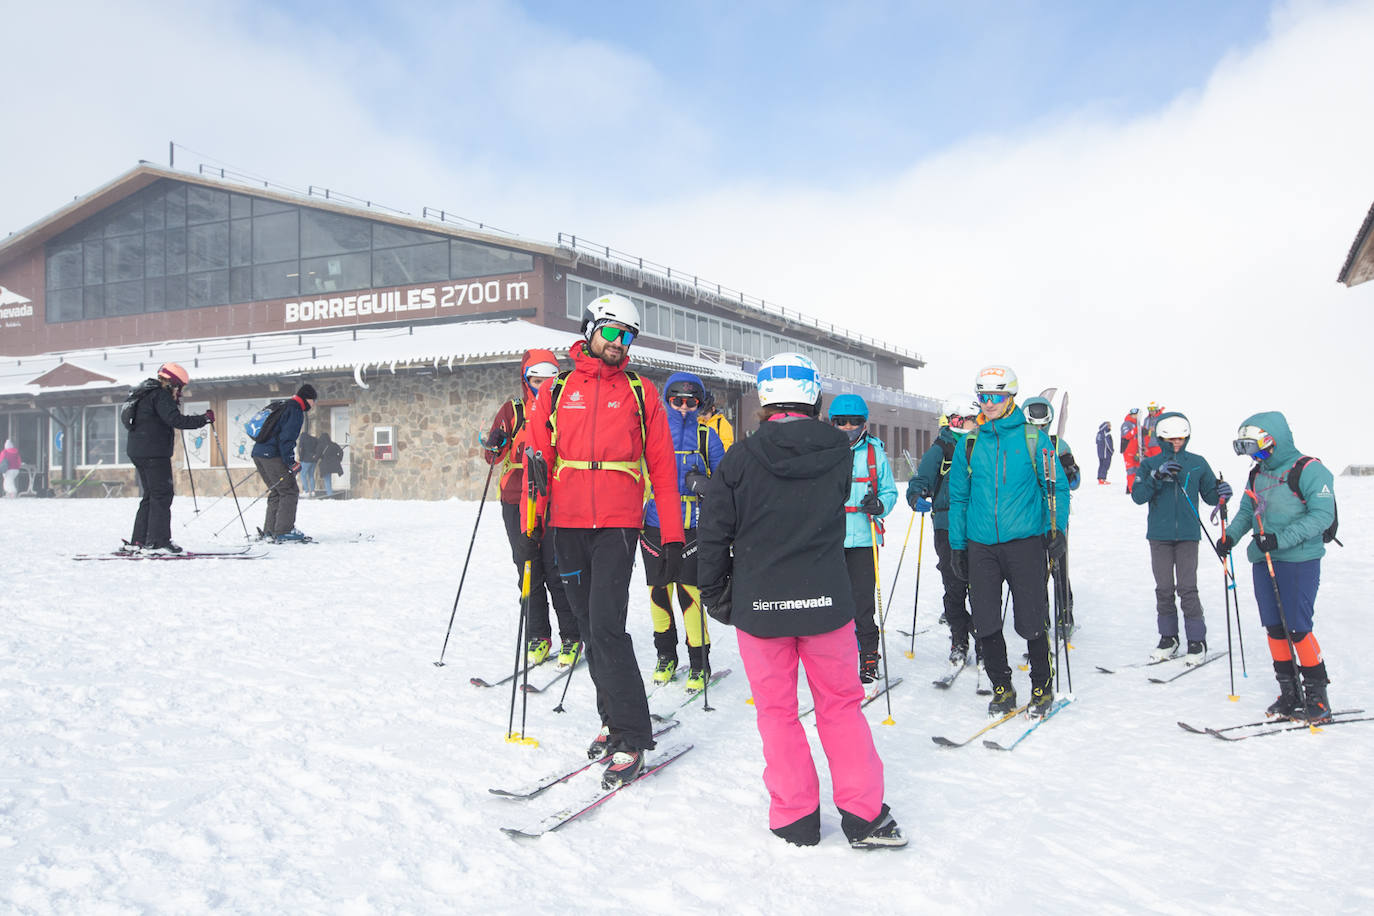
[596,324,636,346]
[831,416,865,428]
[668,395,700,408]
[977,392,1010,404]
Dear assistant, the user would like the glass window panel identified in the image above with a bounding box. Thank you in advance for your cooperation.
[707,319,720,348]
[187,222,229,272]
[186,186,230,224]
[46,287,82,321]
[83,406,117,466]
[146,277,165,312]
[186,270,228,308]
[107,280,144,316]
[106,235,143,282]
[674,310,686,341]
[253,211,298,261]
[145,230,164,278]
[105,203,143,237]
[372,223,445,249]
[83,286,104,319]
[230,194,252,219]
[165,274,186,309]
[450,240,533,278]
[83,240,104,285]
[144,194,165,231]
[230,219,252,267]
[641,302,656,336]
[165,185,186,227]
[252,197,294,216]
[165,228,186,275]
[253,261,298,301]
[230,266,252,303]
[565,279,580,320]
[373,242,448,287]
[47,243,83,289]
[302,210,371,258]
[697,315,708,344]
[300,252,370,293]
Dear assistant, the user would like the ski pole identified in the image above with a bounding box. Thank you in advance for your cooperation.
[182,470,259,526]
[903,511,926,660]
[207,422,259,542]
[180,430,200,514]
[433,460,495,667]
[552,642,583,713]
[1250,494,1312,728]
[505,452,541,746]
[1219,488,1247,678]
[699,590,715,713]
[870,519,895,726]
[1177,477,1248,686]
[884,511,916,624]
[212,474,284,538]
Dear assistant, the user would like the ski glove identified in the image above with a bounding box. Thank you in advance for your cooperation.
[1215,535,1233,558]
[524,449,550,497]
[1253,531,1278,554]
[859,493,884,516]
[683,469,710,497]
[951,549,968,581]
[1215,481,1233,502]
[202,409,215,424]
[517,531,542,563]
[1044,533,1067,562]
[663,542,684,583]
[704,578,733,625]
[913,497,933,513]
[1151,460,1182,481]
[484,427,508,452]
[290,462,301,474]
[905,480,931,510]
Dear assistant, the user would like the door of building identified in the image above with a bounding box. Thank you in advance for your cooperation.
[329,406,351,492]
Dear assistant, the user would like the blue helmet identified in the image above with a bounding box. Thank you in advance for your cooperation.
[828,393,869,421]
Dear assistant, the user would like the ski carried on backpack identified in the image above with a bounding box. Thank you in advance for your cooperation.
[489,720,681,799]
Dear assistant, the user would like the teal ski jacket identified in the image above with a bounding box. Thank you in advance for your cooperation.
[1130,411,1223,542]
[843,432,897,548]
[907,426,959,531]
[1223,411,1335,564]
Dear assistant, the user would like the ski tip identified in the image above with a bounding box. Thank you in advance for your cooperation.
[469,678,494,687]
[982,740,1010,751]
[433,661,446,668]
[1095,666,1115,674]
[931,736,957,747]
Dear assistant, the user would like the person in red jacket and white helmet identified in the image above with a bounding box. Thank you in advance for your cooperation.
[525,293,685,789]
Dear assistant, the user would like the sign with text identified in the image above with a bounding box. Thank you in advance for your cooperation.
[282,276,532,328]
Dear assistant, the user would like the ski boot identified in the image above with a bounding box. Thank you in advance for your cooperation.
[843,804,907,849]
[117,541,143,556]
[1149,635,1180,662]
[987,683,1018,716]
[1182,640,1207,666]
[556,639,581,668]
[273,528,311,544]
[143,541,184,555]
[651,656,678,684]
[1295,666,1332,723]
[526,638,551,666]
[948,643,969,667]
[1266,673,1300,719]
[859,650,880,685]
[685,645,710,691]
[601,747,645,789]
[587,725,610,760]
[1026,680,1054,718]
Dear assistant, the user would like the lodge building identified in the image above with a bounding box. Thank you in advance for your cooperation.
[0,162,938,499]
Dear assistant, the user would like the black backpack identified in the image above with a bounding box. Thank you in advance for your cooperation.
[1247,456,1340,545]
[120,379,161,431]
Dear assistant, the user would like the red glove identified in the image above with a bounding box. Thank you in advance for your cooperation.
[291,462,302,474]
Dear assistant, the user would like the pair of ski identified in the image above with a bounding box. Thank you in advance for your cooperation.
[493,721,693,837]
[74,545,265,561]
[797,676,904,718]
[469,657,581,692]
[1096,650,1228,683]
[931,697,1073,750]
[1178,708,1369,741]
[649,669,732,721]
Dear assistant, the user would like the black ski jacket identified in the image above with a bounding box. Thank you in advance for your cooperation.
[698,416,856,638]
[125,381,209,460]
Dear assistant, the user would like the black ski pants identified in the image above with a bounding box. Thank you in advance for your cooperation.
[934,526,972,649]
[131,456,175,547]
[501,502,577,644]
[844,546,879,655]
[968,536,1052,689]
[554,527,655,752]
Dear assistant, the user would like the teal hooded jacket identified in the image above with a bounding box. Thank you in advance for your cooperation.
[908,426,959,531]
[1223,411,1335,564]
[1130,411,1223,542]
[948,405,1069,550]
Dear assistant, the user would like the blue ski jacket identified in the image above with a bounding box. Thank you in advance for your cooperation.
[842,432,897,548]
[643,372,726,531]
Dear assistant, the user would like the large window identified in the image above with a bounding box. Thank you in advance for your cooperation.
[45,179,537,322]
[81,406,130,467]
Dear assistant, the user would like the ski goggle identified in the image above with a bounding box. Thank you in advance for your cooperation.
[1024,402,1052,424]
[977,391,1010,405]
[668,395,700,409]
[1232,426,1275,458]
[595,324,636,346]
[947,413,973,427]
[757,363,817,384]
[831,416,865,428]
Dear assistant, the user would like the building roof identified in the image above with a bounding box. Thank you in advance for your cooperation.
[1337,199,1374,287]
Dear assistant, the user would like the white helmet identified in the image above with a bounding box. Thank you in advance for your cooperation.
[1023,396,1054,428]
[757,352,821,408]
[1155,415,1190,440]
[581,293,641,342]
[975,364,1018,397]
[942,394,980,435]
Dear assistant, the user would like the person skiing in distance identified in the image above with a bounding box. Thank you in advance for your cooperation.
[642,372,725,689]
[1121,408,1141,493]
[124,362,213,553]
[482,349,581,668]
[1095,420,1114,485]
[697,389,735,452]
[697,352,905,849]
[1023,396,1078,635]
[251,384,317,543]
[907,394,981,670]
[828,393,898,685]
[1218,412,1336,722]
[1129,412,1228,665]
[948,365,1068,718]
[524,293,685,789]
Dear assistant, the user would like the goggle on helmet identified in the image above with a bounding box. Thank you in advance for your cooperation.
[1232,425,1275,459]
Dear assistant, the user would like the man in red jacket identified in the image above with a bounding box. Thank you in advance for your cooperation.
[525,293,685,789]
[1121,408,1141,493]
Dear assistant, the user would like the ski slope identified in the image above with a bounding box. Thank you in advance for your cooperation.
[3,477,1372,912]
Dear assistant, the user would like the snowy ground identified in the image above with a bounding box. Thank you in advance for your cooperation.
[3,476,1373,914]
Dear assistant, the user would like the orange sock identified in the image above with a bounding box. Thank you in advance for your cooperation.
[1268,635,1292,662]
[1293,633,1323,667]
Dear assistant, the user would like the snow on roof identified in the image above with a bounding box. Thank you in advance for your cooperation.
[0,318,755,398]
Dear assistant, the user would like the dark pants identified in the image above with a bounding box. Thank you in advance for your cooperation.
[968,536,1052,688]
[501,502,577,643]
[131,456,175,546]
[934,527,971,648]
[1096,455,1112,481]
[1252,558,1320,632]
[844,546,878,654]
[253,456,300,536]
[1149,540,1204,642]
[555,527,654,751]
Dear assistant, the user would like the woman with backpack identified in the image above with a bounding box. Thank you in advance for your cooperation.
[1,438,21,498]
[316,432,344,498]
[124,362,213,553]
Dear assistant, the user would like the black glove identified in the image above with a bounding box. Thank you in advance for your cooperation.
[1044,533,1067,562]
[859,492,884,516]
[1215,535,1233,558]
[705,578,733,625]
[1253,531,1278,554]
[202,408,215,424]
[663,542,684,582]
[951,549,968,581]
[1151,460,1182,481]
[1216,480,1233,502]
[485,427,508,452]
[525,449,549,497]
[683,469,710,497]
[517,529,542,563]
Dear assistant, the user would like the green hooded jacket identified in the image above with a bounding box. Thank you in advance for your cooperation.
[1222,411,1335,564]
[1130,411,1222,541]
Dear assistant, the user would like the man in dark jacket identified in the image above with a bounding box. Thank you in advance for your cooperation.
[251,384,317,542]
[125,362,213,554]
[1095,421,1114,485]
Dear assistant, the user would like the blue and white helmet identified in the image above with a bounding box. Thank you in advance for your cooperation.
[757,352,821,407]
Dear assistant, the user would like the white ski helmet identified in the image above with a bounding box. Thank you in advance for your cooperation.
[975,364,1018,397]
[1155,414,1190,440]
[580,293,641,342]
[1023,396,1054,428]
[757,352,821,408]
[942,394,980,434]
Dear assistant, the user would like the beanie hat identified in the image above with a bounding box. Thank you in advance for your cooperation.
[297,384,318,401]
